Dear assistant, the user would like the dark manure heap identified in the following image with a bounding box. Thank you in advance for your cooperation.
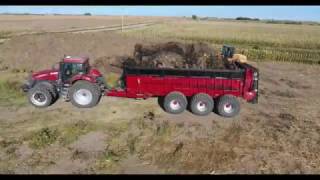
[93,42,234,74]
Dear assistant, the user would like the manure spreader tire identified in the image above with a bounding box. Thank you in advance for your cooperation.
[190,93,214,116]
[216,95,240,118]
[163,91,187,114]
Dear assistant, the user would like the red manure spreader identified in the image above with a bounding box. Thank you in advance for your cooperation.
[22,45,258,117]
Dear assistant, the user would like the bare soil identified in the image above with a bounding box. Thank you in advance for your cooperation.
[0,31,143,71]
[0,15,169,32]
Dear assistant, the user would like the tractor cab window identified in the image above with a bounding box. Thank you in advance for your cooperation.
[61,63,88,81]
[80,62,89,74]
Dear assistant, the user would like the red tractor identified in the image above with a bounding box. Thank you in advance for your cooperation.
[22,56,106,108]
[22,46,259,117]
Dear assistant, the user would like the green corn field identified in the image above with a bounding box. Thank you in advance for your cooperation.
[121,20,320,65]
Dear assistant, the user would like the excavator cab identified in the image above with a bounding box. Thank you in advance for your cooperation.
[222,45,235,59]
[221,45,237,69]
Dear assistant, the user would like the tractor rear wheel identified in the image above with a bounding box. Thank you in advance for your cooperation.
[28,86,53,108]
[69,80,101,108]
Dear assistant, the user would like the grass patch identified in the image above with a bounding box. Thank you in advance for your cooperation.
[103,149,122,162]
[104,121,130,137]
[95,138,129,173]
[27,120,98,148]
[127,135,139,154]
[71,150,90,160]
[0,78,26,107]
[0,138,21,149]
[29,127,59,149]
[155,121,171,137]
[58,120,98,146]
[95,152,121,173]
[0,31,12,39]
[94,146,124,173]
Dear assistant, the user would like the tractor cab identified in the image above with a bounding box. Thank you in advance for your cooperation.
[58,56,90,83]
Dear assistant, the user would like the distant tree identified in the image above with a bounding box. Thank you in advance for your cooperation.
[265,19,302,25]
[84,13,92,16]
[200,17,208,20]
[236,17,259,21]
[236,17,247,20]
[192,15,198,20]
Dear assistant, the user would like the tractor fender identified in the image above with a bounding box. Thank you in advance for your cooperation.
[70,74,97,84]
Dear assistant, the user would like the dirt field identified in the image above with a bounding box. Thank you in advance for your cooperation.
[0,15,169,32]
[0,15,320,174]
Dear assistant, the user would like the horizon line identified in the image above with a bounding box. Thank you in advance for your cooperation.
[0,12,319,23]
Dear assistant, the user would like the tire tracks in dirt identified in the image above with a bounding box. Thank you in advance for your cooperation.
[0,21,160,44]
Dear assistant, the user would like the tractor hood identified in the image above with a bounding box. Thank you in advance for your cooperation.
[32,69,59,81]
[89,68,103,77]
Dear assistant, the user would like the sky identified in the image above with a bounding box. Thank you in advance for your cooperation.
[0,6,320,22]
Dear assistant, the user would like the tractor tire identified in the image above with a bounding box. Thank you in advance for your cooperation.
[163,91,187,114]
[34,81,58,104]
[157,96,164,110]
[190,93,214,116]
[93,82,103,104]
[28,86,53,108]
[69,80,101,108]
[215,95,240,118]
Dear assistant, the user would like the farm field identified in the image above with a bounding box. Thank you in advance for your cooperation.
[0,15,169,33]
[123,19,320,64]
[0,15,320,174]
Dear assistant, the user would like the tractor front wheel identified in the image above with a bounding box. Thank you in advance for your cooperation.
[34,81,58,104]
